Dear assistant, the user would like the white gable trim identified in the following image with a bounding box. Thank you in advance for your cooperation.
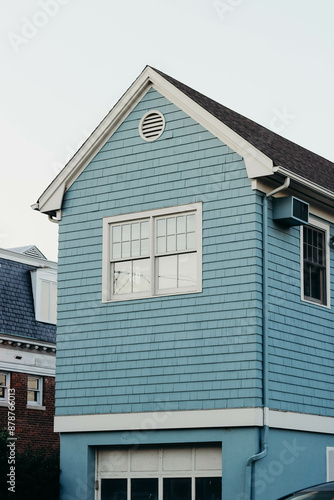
[34,66,274,215]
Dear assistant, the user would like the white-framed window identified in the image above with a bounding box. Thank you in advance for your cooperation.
[102,203,202,302]
[97,446,222,500]
[27,375,43,406]
[0,372,10,402]
[30,269,57,324]
[301,218,330,308]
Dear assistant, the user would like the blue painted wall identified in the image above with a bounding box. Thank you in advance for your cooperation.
[55,88,263,416]
[58,427,334,500]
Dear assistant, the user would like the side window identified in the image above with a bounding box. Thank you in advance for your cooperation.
[0,372,10,402]
[27,375,43,406]
[301,219,330,307]
[103,203,202,302]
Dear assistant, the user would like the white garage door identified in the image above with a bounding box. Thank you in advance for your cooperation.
[96,446,222,500]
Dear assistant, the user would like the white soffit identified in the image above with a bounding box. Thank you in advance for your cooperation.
[35,66,274,215]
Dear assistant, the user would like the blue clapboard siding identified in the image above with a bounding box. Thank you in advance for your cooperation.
[267,202,334,416]
[55,88,263,416]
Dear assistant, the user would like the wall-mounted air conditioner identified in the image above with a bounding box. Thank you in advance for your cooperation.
[272,196,309,226]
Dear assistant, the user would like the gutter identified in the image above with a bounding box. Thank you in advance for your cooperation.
[245,177,290,500]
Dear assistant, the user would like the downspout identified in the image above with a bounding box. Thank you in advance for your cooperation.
[245,177,290,500]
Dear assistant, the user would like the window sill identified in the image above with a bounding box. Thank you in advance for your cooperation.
[0,401,8,407]
[26,404,45,411]
[301,297,330,309]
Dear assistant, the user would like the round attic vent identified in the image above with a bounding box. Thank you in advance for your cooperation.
[139,110,165,142]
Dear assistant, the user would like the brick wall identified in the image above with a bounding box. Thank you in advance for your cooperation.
[0,371,59,455]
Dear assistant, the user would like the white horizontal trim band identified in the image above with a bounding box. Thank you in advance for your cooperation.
[54,408,334,434]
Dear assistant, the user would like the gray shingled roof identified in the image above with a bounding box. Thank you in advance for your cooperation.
[153,68,334,193]
[0,257,56,343]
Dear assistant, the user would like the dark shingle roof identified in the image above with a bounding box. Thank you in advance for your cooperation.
[153,68,334,193]
[0,257,56,343]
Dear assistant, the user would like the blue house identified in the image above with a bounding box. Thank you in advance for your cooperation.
[34,67,334,500]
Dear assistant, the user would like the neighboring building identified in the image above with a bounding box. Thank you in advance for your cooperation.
[34,67,334,499]
[0,246,58,455]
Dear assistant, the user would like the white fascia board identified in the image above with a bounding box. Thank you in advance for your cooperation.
[54,407,263,433]
[151,72,274,178]
[0,248,57,268]
[36,69,154,214]
[54,408,334,434]
[36,67,274,215]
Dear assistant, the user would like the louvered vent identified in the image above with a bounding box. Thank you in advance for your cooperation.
[139,110,165,142]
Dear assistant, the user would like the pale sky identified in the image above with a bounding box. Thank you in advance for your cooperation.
[1,0,333,262]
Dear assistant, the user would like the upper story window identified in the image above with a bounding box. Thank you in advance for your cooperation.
[301,219,330,307]
[102,203,202,302]
[0,372,10,402]
[27,375,43,406]
[30,269,57,324]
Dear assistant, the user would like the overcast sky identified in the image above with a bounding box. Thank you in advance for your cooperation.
[1,0,333,262]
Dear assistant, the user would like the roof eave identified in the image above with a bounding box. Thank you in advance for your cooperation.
[34,66,276,215]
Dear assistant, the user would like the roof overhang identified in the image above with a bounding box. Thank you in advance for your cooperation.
[33,66,276,216]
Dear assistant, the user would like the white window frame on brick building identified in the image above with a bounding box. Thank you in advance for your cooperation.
[0,372,10,404]
[27,375,43,408]
[102,203,202,302]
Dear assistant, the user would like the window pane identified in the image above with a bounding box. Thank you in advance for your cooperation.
[122,241,131,259]
[167,217,176,235]
[122,224,130,241]
[0,374,6,386]
[195,477,222,500]
[163,478,191,500]
[178,253,197,288]
[186,214,195,232]
[133,259,151,293]
[27,391,38,402]
[0,388,4,398]
[141,221,149,239]
[114,261,132,295]
[176,216,186,234]
[131,478,158,500]
[141,238,149,256]
[176,233,186,251]
[113,243,121,259]
[186,232,196,250]
[132,222,140,240]
[158,255,177,290]
[28,377,39,390]
[157,236,166,254]
[167,235,176,252]
[112,225,121,243]
[101,479,127,500]
[132,240,140,257]
[157,219,166,237]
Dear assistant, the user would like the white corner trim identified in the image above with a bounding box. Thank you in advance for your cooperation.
[54,407,334,434]
[36,66,274,215]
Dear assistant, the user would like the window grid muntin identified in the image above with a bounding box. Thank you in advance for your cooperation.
[303,225,327,305]
[107,205,201,300]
